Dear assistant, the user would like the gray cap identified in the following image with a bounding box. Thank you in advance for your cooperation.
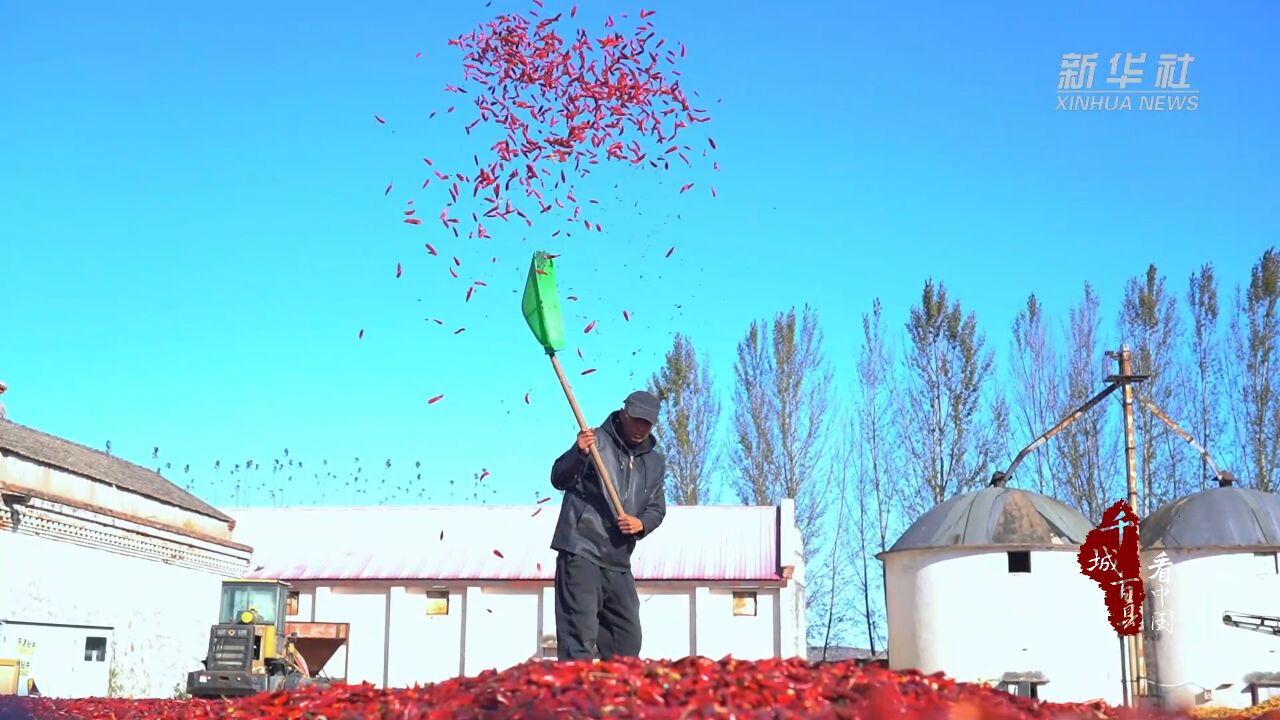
[623,390,660,424]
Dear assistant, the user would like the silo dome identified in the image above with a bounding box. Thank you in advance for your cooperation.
[1141,475,1280,551]
[878,475,1122,706]
[1139,475,1280,711]
[884,476,1094,553]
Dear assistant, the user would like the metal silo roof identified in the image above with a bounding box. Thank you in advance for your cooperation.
[877,484,1095,557]
[1140,484,1280,551]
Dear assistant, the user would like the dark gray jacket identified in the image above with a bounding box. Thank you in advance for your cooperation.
[549,411,667,571]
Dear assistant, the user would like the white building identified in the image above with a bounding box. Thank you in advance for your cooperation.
[0,419,253,698]
[226,499,808,687]
[1139,475,1280,710]
[877,475,1124,706]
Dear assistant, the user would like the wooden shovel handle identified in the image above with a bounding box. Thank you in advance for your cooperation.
[548,353,625,518]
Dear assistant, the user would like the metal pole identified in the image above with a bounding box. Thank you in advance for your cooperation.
[1119,633,1130,707]
[1119,346,1147,704]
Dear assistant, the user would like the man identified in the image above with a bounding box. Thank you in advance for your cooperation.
[549,390,667,660]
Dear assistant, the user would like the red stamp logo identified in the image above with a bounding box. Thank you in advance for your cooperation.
[1077,500,1145,635]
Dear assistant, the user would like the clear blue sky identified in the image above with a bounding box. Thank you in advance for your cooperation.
[2,1,1277,509]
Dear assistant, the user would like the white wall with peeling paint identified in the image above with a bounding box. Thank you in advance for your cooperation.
[884,548,1124,707]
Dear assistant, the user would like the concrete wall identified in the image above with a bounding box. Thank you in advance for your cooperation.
[885,548,1123,706]
[289,581,790,688]
[0,529,234,698]
[1143,549,1280,710]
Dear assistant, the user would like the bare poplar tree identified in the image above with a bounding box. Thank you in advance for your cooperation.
[649,333,722,504]
[1228,248,1280,492]
[1008,294,1062,494]
[896,280,1006,522]
[818,421,858,657]
[1118,264,1187,513]
[852,298,895,655]
[730,304,836,549]
[1186,264,1224,490]
[1054,282,1120,522]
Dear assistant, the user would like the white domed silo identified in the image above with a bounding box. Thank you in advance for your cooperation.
[1139,474,1280,711]
[877,475,1124,706]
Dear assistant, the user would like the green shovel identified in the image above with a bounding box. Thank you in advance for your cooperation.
[521,251,625,519]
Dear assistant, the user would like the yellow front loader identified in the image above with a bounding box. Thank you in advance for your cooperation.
[186,579,338,698]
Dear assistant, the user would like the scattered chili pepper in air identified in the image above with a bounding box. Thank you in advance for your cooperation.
[427,394,444,404]
[492,549,504,558]
[581,368,596,375]
[583,320,596,334]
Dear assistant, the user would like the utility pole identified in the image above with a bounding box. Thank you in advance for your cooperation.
[1110,345,1148,705]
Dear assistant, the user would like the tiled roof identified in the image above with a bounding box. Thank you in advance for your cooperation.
[0,419,231,522]
[229,504,785,582]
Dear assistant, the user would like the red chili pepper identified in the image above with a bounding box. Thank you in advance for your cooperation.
[357,329,364,339]
[583,320,596,334]
[581,368,596,375]
[492,549,504,558]
[425,243,438,255]
[427,394,444,404]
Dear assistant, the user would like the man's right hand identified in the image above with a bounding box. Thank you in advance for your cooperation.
[576,429,595,456]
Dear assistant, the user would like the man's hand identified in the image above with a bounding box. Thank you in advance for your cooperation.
[618,514,644,535]
[576,429,595,456]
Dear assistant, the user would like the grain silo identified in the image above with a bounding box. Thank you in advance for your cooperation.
[877,475,1124,706]
[1139,474,1280,711]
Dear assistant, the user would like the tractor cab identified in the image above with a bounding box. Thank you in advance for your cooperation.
[219,580,289,641]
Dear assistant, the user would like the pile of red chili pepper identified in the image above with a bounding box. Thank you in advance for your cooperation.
[7,656,1269,720]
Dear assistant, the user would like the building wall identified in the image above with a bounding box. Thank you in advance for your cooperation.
[885,548,1123,706]
[0,454,234,544]
[288,581,790,688]
[1143,549,1280,710]
[0,529,241,698]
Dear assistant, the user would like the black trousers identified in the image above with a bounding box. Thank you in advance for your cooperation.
[554,551,642,660]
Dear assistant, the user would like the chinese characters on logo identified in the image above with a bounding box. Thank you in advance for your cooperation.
[1148,551,1174,633]
[1057,52,1198,111]
[1078,500,1146,635]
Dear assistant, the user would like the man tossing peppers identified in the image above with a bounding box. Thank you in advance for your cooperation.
[548,389,668,660]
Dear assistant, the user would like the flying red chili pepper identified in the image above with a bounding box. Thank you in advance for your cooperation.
[492,549,504,558]
[427,394,444,404]
[405,218,422,225]
[581,368,596,375]
[583,320,596,333]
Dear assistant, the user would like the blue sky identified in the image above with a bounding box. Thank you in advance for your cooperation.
[2,1,1277,510]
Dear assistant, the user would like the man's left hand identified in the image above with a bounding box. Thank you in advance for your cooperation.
[618,514,644,535]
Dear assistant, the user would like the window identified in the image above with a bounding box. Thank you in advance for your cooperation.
[1008,551,1031,573]
[84,637,106,662]
[425,591,450,616]
[286,592,300,617]
[732,591,757,617]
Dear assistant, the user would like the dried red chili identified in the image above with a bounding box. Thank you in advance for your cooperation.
[3,656,1218,719]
